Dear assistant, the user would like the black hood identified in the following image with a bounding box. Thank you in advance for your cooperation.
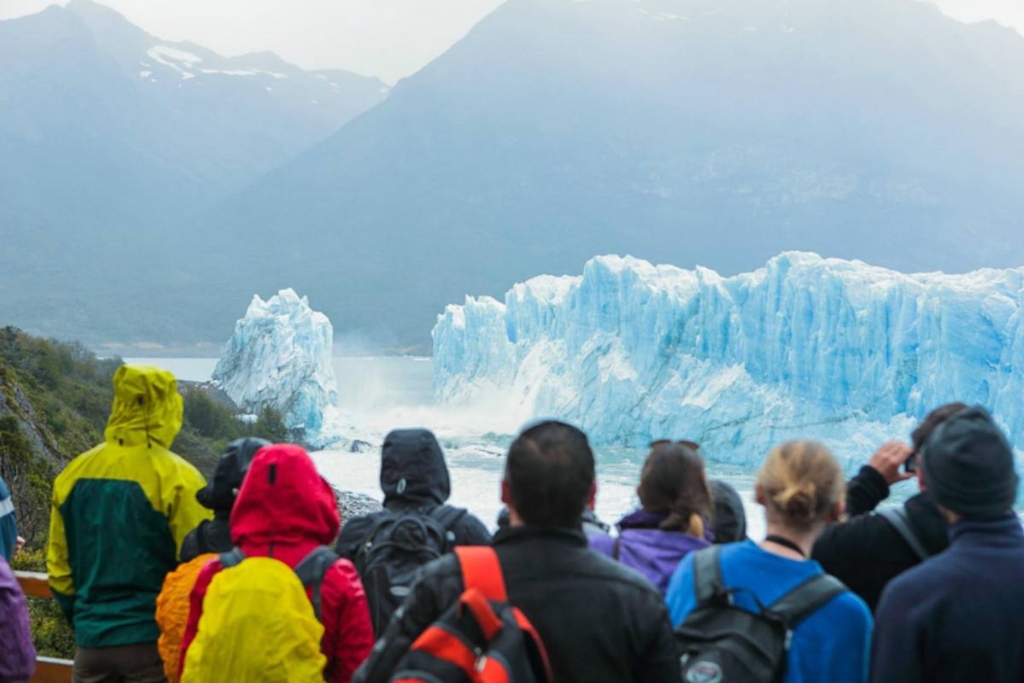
[196,437,270,512]
[709,479,747,543]
[380,428,451,507]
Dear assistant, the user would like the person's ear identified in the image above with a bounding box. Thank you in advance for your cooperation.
[501,478,511,506]
[754,483,767,507]
[916,464,927,491]
[586,481,597,510]
[829,499,846,523]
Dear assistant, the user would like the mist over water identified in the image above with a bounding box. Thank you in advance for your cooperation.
[138,354,942,539]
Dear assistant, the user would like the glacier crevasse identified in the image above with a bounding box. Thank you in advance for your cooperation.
[432,252,1024,469]
[213,288,340,448]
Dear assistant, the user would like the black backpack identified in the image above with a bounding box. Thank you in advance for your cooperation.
[675,546,847,683]
[354,505,468,635]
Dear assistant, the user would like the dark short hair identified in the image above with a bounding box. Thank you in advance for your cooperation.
[912,402,969,452]
[504,420,595,528]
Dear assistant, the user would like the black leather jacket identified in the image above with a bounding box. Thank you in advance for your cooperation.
[353,525,681,683]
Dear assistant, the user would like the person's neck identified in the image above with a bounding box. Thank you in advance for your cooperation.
[759,522,818,560]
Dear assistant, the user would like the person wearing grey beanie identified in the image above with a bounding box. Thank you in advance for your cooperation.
[872,405,1024,683]
[920,406,1019,519]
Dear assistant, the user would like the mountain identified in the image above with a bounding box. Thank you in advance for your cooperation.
[6,0,1024,349]
[433,252,1024,477]
[0,0,387,343]
[184,0,1024,348]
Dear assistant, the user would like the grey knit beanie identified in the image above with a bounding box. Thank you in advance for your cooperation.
[921,406,1019,519]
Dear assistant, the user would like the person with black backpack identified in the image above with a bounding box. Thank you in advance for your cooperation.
[667,440,872,683]
[335,428,491,636]
[353,420,679,683]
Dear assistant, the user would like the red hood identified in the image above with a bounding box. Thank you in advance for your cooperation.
[230,443,340,548]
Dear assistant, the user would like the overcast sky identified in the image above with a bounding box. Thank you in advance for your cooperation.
[0,0,1020,83]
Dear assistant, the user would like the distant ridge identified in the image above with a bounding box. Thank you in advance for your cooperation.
[4,0,1024,350]
[0,0,388,343]
[185,0,1024,349]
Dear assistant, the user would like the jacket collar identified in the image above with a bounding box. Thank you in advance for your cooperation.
[949,513,1023,544]
[904,490,951,552]
[493,524,588,548]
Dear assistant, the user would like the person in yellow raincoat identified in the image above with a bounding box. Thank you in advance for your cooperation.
[47,364,211,683]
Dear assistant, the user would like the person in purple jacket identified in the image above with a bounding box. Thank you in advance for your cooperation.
[0,554,36,683]
[591,441,712,593]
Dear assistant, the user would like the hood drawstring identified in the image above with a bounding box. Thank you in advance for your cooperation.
[140,394,153,449]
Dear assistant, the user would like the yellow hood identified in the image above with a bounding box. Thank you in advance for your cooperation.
[104,365,183,449]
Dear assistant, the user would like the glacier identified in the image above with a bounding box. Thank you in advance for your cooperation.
[213,288,341,448]
[433,252,1024,471]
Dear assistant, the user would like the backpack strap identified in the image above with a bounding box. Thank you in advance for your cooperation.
[877,507,931,561]
[294,546,340,622]
[691,545,725,605]
[767,573,847,629]
[430,505,468,536]
[455,547,507,602]
[219,547,246,568]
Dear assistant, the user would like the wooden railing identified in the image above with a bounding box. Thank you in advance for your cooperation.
[15,571,74,683]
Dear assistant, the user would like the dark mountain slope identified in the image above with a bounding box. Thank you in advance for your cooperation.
[189,0,1024,347]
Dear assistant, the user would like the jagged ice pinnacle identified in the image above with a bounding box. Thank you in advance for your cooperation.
[433,252,1024,471]
[213,288,340,448]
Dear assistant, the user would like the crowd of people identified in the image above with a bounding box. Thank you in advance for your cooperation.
[0,363,1022,682]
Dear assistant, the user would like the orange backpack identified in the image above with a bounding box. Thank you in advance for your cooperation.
[156,554,217,683]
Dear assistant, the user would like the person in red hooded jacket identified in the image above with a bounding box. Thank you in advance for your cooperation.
[179,443,373,682]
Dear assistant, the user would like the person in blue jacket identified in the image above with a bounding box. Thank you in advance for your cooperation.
[872,406,1024,683]
[0,474,18,562]
[666,440,873,683]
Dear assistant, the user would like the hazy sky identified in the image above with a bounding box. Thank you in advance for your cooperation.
[0,0,1020,83]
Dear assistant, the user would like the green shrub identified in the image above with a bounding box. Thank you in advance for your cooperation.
[11,548,76,659]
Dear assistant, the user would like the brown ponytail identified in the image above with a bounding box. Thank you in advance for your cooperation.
[756,440,844,528]
[638,443,712,537]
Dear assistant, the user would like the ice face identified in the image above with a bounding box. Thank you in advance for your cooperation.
[433,252,1024,470]
[213,288,341,448]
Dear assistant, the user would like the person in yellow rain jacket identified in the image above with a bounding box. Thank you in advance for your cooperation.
[48,364,211,683]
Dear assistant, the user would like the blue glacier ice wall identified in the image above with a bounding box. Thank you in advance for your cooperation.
[213,288,341,448]
[433,252,1024,469]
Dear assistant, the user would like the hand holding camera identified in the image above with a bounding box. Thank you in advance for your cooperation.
[868,441,916,486]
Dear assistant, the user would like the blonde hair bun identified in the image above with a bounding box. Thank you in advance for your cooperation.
[757,441,843,527]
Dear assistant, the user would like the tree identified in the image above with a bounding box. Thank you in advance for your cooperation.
[253,406,289,443]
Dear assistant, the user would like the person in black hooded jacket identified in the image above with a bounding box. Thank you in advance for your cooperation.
[335,429,491,556]
[811,403,966,611]
[353,420,679,683]
[335,428,491,634]
[180,437,270,562]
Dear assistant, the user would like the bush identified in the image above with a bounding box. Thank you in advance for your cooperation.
[182,387,241,441]
[252,406,289,443]
[11,548,76,659]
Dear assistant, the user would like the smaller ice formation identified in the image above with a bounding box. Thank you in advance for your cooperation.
[213,289,340,448]
[433,252,1024,472]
